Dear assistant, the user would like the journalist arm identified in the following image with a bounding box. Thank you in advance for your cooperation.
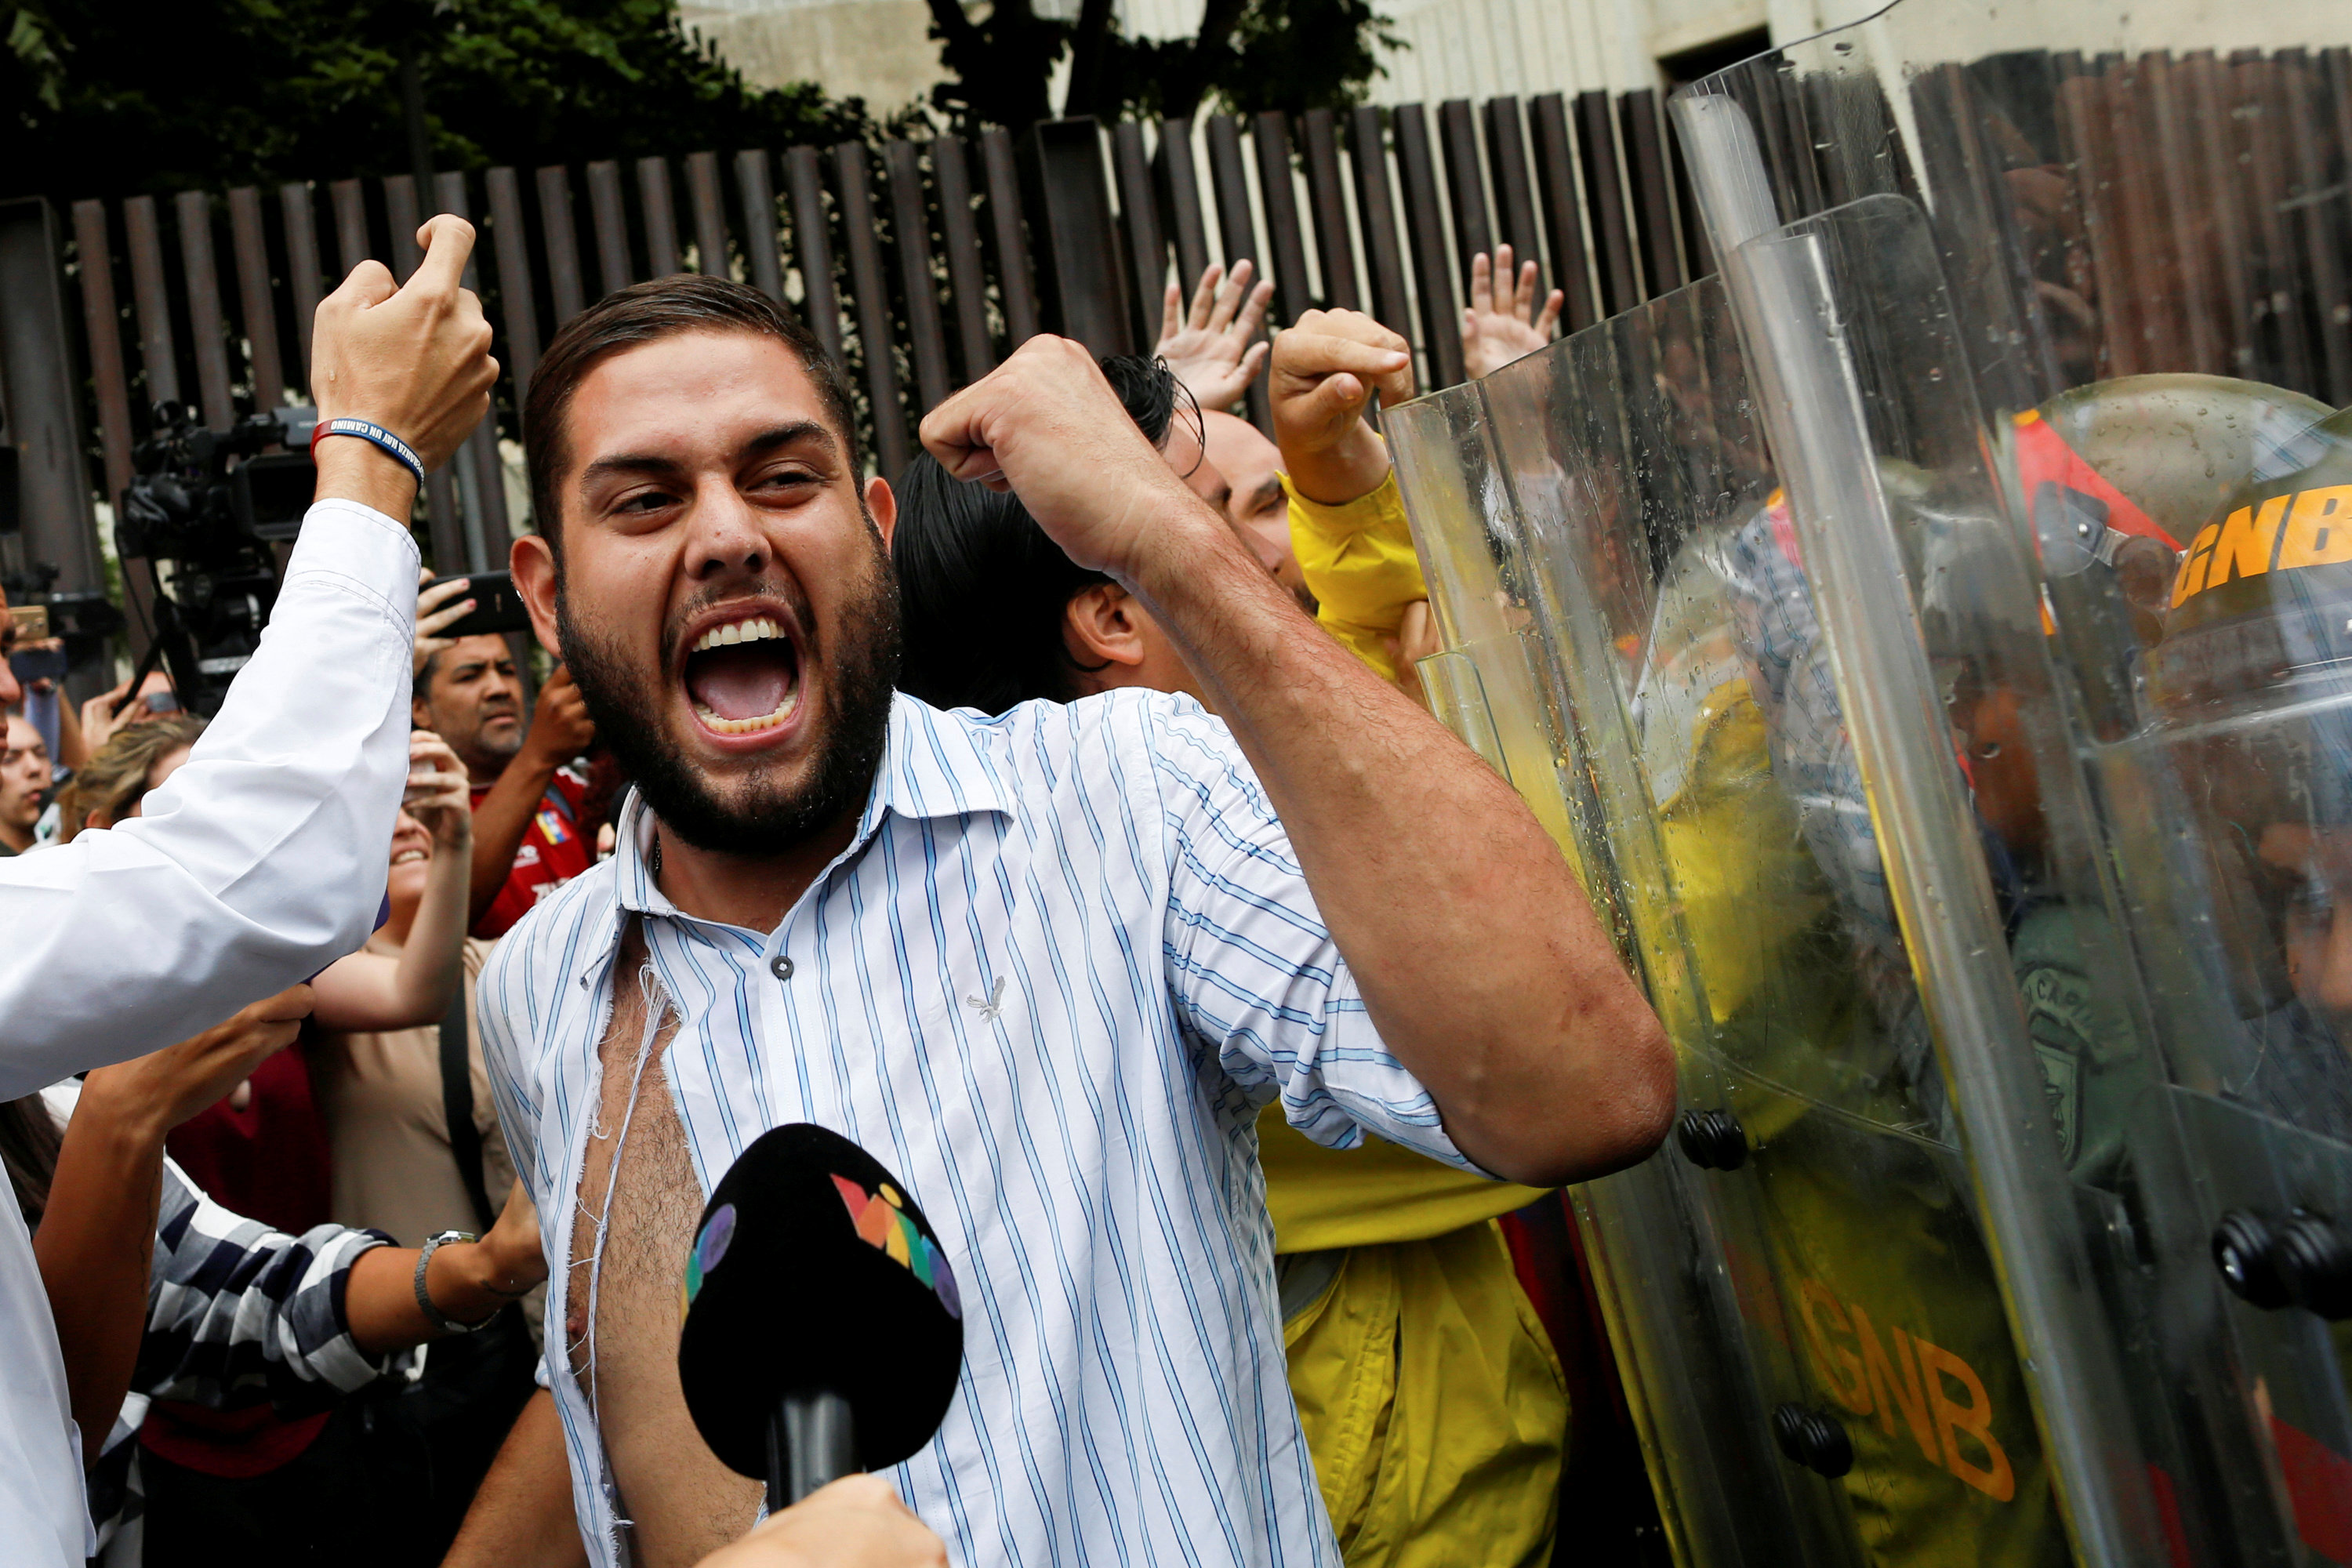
[0,216,496,1097]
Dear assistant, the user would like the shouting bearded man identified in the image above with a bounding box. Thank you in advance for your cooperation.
[453,276,1671,1568]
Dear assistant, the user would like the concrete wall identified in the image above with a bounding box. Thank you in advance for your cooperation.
[680,0,942,115]
[682,0,2347,126]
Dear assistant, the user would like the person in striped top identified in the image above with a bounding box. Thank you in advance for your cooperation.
[451,274,1672,1568]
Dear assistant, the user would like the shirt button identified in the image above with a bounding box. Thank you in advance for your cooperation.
[769,953,794,982]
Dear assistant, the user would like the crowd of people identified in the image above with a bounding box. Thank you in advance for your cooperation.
[0,213,1663,1568]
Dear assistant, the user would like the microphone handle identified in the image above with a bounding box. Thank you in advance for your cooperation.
[765,1389,857,1512]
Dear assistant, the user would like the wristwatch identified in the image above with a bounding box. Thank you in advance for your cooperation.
[414,1229,496,1334]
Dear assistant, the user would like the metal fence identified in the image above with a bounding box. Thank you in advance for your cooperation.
[1,89,1708,638]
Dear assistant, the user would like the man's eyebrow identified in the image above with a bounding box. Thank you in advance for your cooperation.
[741,420,837,459]
[579,421,837,486]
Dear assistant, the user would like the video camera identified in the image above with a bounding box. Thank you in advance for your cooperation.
[117,401,318,715]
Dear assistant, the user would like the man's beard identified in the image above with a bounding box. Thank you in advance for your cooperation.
[555,532,902,861]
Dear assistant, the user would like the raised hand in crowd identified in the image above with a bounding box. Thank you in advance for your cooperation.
[308,730,473,1033]
[466,662,596,927]
[310,213,499,516]
[1153,260,1273,412]
[34,985,315,1446]
[76,670,179,760]
[415,566,481,679]
[1461,243,1564,381]
[1269,307,1415,506]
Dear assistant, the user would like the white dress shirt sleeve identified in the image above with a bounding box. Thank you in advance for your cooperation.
[0,497,419,1098]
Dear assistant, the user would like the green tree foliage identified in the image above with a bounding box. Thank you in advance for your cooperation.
[923,0,1402,131]
[0,0,884,203]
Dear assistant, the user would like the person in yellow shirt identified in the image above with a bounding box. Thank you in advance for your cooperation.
[1152,260,1574,1567]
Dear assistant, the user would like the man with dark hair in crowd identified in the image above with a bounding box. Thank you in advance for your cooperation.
[409,614,599,935]
[452,273,1669,1568]
[0,713,51,856]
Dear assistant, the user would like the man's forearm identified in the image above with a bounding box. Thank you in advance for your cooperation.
[470,756,556,926]
[445,1388,589,1568]
[34,1105,167,1452]
[1123,503,1671,1185]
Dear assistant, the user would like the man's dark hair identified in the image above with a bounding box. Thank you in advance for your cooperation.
[893,452,1110,713]
[892,354,1192,715]
[523,276,860,557]
[1096,355,1190,452]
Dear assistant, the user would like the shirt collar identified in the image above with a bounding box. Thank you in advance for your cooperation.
[607,691,1011,927]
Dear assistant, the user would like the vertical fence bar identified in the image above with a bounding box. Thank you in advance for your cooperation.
[71,201,136,516]
[1484,98,1541,271]
[330,179,371,277]
[735,150,786,303]
[1031,119,1135,360]
[71,199,155,649]
[2238,54,2314,391]
[586,161,632,296]
[1617,89,1682,296]
[686,151,731,279]
[436,169,510,567]
[1392,104,1465,388]
[538,165,586,325]
[1204,115,1258,270]
[834,143,909,477]
[2147,53,2224,374]
[2185,53,2256,373]
[485,167,542,396]
[1300,110,1359,312]
[123,196,182,408]
[784,145,846,361]
[173,191,235,430]
[384,176,423,278]
[1112,121,1167,347]
[885,140,952,415]
[1158,117,1212,287]
[1349,107,1413,341]
[1437,99,1493,274]
[637,156,681,278]
[1250,112,1312,323]
[932,135,994,380]
[979,127,1040,346]
[279,183,323,386]
[1529,95,1597,332]
[2281,52,2351,404]
[1201,116,1265,420]
[1574,90,1639,314]
[227,187,284,412]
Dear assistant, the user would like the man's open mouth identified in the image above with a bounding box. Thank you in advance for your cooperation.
[683,614,803,735]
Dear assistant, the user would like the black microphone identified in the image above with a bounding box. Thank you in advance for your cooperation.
[677,1123,965,1512]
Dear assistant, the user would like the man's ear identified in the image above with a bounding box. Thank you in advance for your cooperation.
[510,534,564,659]
[865,474,897,550]
[410,692,434,731]
[1062,584,1149,688]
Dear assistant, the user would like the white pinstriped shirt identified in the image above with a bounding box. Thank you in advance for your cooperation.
[477,689,1485,1568]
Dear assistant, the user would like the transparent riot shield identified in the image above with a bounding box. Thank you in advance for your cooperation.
[1674,4,2352,1560]
[1481,274,2072,1567]
[1391,373,1829,1568]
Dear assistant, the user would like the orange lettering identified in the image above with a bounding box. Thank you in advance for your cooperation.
[1795,1279,1871,1416]
[1850,1302,1938,1461]
[2172,523,2220,606]
[2208,497,2291,590]
[2277,486,2352,571]
[1914,1336,2016,1501]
